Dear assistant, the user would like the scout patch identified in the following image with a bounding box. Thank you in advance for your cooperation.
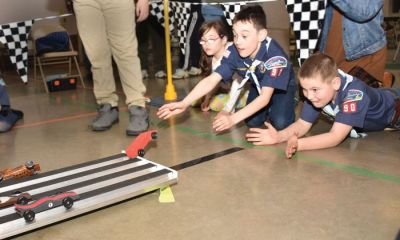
[343,89,363,103]
[342,102,357,113]
[264,56,287,70]
[342,89,363,113]
[265,56,287,77]
[270,68,283,77]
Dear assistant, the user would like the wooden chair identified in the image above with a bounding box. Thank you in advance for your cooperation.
[393,19,400,62]
[31,23,85,93]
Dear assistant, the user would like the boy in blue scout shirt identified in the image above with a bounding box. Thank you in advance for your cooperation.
[246,53,400,158]
[157,5,297,132]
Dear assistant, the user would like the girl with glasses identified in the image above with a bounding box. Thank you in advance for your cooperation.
[193,20,248,113]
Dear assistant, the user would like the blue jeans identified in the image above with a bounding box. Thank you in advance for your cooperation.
[0,110,19,132]
[201,5,224,22]
[244,83,297,130]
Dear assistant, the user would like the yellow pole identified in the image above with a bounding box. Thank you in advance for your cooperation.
[163,0,177,101]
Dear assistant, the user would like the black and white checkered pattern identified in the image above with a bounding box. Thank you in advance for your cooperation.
[221,2,246,26]
[0,20,34,83]
[285,0,326,65]
[170,1,192,55]
[150,1,175,32]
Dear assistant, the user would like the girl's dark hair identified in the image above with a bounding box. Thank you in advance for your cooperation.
[199,19,232,76]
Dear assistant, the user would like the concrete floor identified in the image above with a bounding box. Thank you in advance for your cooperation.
[0,55,400,240]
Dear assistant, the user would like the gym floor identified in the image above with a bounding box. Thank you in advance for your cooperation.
[1,53,400,239]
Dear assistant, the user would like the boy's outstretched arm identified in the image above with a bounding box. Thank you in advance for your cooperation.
[246,119,312,145]
[157,73,222,119]
[286,122,352,158]
[293,122,353,152]
[213,87,274,132]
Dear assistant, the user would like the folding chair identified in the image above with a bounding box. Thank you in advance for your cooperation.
[31,23,85,93]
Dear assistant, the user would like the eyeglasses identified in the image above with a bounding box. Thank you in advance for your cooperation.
[199,38,220,45]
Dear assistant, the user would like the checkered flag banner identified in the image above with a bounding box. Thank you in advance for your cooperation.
[285,0,326,65]
[0,20,34,83]
[170,1,192,55]
[150,1,175,32]
[221,2,246,26]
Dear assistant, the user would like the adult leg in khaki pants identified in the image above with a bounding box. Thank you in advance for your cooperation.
[74,0,149,135]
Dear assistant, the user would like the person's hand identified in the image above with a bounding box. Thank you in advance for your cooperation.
[285,133,298,159]
[212,112,234,132]
[157,102,187,119]
[136,0,149,22]
[200,98,211,112]
[246,122,279,145]
[215,110,230,118]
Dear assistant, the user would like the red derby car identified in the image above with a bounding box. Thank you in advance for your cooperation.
[125,130,157,158]
[15,191,80,222]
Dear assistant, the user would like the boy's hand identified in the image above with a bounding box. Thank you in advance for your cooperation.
[213,112,234,132]
[157,102,187,119]
[201,98,211,112]
[285,133,298,159]
[215,110,230,118]
[246,122,278,145]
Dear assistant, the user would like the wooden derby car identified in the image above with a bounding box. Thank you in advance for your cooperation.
[0,161,40,182]
[0,192,32,208]
[125,130,157,158]
[15,191,80,222]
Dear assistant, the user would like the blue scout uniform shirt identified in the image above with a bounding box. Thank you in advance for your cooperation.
[300,70,396,131]
[215,37,296,92]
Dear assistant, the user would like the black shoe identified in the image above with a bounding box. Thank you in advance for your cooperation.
[10,109,23,120]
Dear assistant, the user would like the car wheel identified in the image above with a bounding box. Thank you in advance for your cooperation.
[25,161,34,170]
[17,196,29,205]
[23,210,35,222]
[0,173,3,182]
[151,132,158,140]
[62,197,74,209]
[138,149,145,157]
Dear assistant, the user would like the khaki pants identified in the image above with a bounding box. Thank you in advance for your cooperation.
[73,0,146,107]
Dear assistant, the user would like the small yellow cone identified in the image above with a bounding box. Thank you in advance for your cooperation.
[159,186,175,203]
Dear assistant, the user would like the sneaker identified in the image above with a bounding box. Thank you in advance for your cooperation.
[172,68,189,79]
[126,105,149,136]
[0,108,24,133]
[141,70,149,79]
[187,67,202,76]
[155,70,166,78]
[91,103,119,131]
[10,109,24,120]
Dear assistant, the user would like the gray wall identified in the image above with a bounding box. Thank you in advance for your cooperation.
[0,0,77,34]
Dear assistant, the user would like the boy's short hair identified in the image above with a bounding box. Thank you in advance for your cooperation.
[233,5,267,30]
[298,53,338,83]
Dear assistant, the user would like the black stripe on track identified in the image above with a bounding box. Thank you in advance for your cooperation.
[170,147,244,171]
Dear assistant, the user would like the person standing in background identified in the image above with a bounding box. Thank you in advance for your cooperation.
[73,0,150,136]
[137,14,167,79]
[319,0,393,88]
